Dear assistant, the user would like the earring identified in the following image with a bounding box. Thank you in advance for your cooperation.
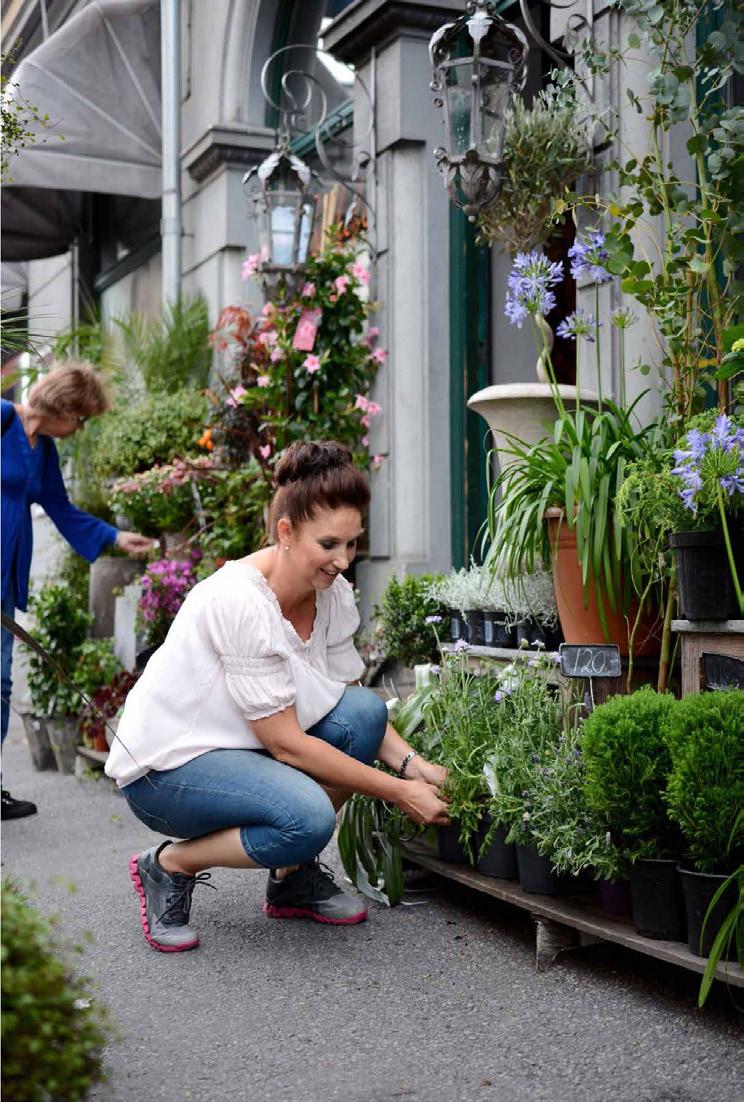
[284,545,290,552]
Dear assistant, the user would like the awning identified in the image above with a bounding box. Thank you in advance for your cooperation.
[1,0,161,262]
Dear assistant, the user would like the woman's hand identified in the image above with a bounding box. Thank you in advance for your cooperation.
[396,780,450,828]
[405,757,447,787]
[116,531,154,555]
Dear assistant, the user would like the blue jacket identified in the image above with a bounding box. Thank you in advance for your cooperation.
[1,398,117,610]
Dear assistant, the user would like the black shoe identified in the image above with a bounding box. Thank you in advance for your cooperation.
[264,859,368,925]
[1,789,38,820]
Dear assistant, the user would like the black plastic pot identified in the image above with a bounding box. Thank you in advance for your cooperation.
[514,619,542,647]
[598,878,633,919]
[679,867,739,959]
[438,822,471,864]
[670,529,744,620]
[516,843,566,896]
[476,816,517,880]
[482,612,513,647]
[630,858,686,941]
[448,610,467,644]
[465,610,485,647]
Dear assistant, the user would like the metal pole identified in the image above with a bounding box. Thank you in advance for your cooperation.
[161,0,181,304]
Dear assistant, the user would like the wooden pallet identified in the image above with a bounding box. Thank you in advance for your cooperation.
[404,842,744,986]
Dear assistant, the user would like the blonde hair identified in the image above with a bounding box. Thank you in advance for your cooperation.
[29,361,110,420]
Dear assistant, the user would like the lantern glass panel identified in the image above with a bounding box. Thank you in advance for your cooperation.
[479,72,511,160]
[444,62,473,157]
[269,191,298,266]
[298,200,314,264]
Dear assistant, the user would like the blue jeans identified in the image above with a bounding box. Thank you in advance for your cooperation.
[122,686,388,869]
[1,592,15,745]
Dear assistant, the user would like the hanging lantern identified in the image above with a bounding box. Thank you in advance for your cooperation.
[429,0,529,221]
[243,135,318,293]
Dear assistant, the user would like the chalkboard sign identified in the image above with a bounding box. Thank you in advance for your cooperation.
[559,644,621,679]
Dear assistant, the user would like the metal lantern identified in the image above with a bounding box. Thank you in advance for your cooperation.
[429,0,529,221]
[242,135,318,293]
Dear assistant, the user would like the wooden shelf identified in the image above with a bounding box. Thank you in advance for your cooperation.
[672,620,744,634]
[404,842,743,988]
[75,747,108,768]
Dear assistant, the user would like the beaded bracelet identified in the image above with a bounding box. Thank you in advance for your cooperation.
[398,750,418,778]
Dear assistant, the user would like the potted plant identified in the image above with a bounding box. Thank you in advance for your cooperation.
[499,568,560,649]
[26,583,92,774]
[581,688,685,940]
[668,412,744,620]
[79,670,139,754]
[429,571,470,643]
[136,554,199,653]
[71,640,124,750]
[373,574,447,670]
[664,691,744,958]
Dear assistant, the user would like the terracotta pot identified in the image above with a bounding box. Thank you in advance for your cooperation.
[545,508,661,656]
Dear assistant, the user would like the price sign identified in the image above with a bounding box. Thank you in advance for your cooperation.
[559,644,621,680]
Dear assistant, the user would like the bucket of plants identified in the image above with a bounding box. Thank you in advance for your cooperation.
[679,867,739,960]
[437,821,473,864]
[669,529,744,621]
[516,843,570,896]
[482,612,513,647]
[447,610,468,644]
[514,619,543,648]
[476,814,517,880]
[630,859,687,940]
[46,716,81,775]
[597,877,633,919]
[20,713,57,772]
[465,610,485,646]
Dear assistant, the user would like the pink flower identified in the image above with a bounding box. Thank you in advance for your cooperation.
[360,414,371,428]
[361,434,369,447]
[372,454,383,470]
[366,401,382,418]
[261,303,275,317]
[241,253,262,280]
[371,347,388,365]
[226,384,247,408]
[258,329,277,348]
[334,274,351,295]
[257,374,271,387]
[366,326,380,345]
[354,394,369,411]
[270,346,284,363]
[259,444,271,460]
[350,261,370,285]
[328,293,337,304]
[301,282,316,298]
[304,354,321,374]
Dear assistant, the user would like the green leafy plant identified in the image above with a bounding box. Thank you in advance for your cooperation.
[1,880,108,1101]
[581,688,680,868]
[26,584,93,716]
[477,71,594,255]
[664,690,744,874]
[113,296,212,394]
[1,48,57,182]
[90,389,209,482]
[71,639,122,700]
[373,574,446,667]
[196,463,270,573]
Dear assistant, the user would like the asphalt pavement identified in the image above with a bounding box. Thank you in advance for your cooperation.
[2,718,743,1102]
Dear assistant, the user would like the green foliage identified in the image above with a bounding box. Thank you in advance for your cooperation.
[581,688,680,863]
[26,584,92,716]
[477,71,594,254]
[373,574,446,667]
[196,464,270,573]
[72,639,122,699]
[1,49,57,182]
[91,389,209,481]
[527,722,624,880]
[665,691,744,874]
[487,399,657,638]
[114,296,212,394]
[698,814,744,1006]
[58,551,91,609]
[1,881,108,1100]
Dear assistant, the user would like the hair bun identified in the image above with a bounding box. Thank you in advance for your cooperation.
[274,441,353,486]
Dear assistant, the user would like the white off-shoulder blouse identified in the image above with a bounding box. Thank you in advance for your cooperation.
[105,561,365,787]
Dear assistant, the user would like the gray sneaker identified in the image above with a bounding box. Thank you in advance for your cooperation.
[264,859,368,925]
[129,842,212,952]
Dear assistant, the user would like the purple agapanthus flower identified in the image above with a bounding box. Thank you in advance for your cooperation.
[555,309,598,342]
[504,251,563,329]
[568,230,612,284]
[671,414,744,513]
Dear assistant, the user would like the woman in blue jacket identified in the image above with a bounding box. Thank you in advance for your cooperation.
[1,362,152,819]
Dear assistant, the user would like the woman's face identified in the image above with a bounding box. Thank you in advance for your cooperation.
[43,412,87,439]
[281,506,364,590]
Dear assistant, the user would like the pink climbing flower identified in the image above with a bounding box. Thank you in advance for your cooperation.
[366,326,380,346]
[354,394,369,411]
[258,329,277,348]
[304,354,321,374]
[361,434,369,447]
[301,282,316,298]
[261,303,275,317]
[241,253,262,280]
[256,374,271,387]
[259,444,272,459]
[366,401,382,419]
[270,346,284,363]
[350,261,370,285]
[226,384,247,408]
[371,454,383,470]
[371,347,388,365]
[334,274,351,295]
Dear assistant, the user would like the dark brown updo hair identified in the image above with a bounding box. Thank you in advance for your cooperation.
[268,441,370,541]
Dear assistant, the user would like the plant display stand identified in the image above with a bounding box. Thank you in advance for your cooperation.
[671,620,744,696]
[403,842,744,988]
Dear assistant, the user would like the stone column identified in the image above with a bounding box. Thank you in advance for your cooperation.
[324,1,462,620]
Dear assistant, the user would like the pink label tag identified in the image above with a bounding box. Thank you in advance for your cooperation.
[292,308,322,352]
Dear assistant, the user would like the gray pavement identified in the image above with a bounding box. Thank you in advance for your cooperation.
[2,718,743,1102]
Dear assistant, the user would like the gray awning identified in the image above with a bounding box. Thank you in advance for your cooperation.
[2,0,161,262]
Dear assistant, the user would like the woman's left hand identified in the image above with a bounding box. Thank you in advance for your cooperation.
[406,757,447,787]
[116,531,154,555]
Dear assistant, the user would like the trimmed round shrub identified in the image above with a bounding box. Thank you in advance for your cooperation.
[581,687,680,861]
[92,389,209,480]
[1,881,108,1100]
[665,690,744,874]
[373,574,446,667]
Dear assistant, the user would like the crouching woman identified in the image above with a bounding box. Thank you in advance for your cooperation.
[106,440,449,952]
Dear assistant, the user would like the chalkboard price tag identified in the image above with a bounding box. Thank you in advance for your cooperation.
[559,644,621,679]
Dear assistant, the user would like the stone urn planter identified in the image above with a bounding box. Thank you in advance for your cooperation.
[46,717,81,775]
[20,713,57,771]
[89,555,147,637]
